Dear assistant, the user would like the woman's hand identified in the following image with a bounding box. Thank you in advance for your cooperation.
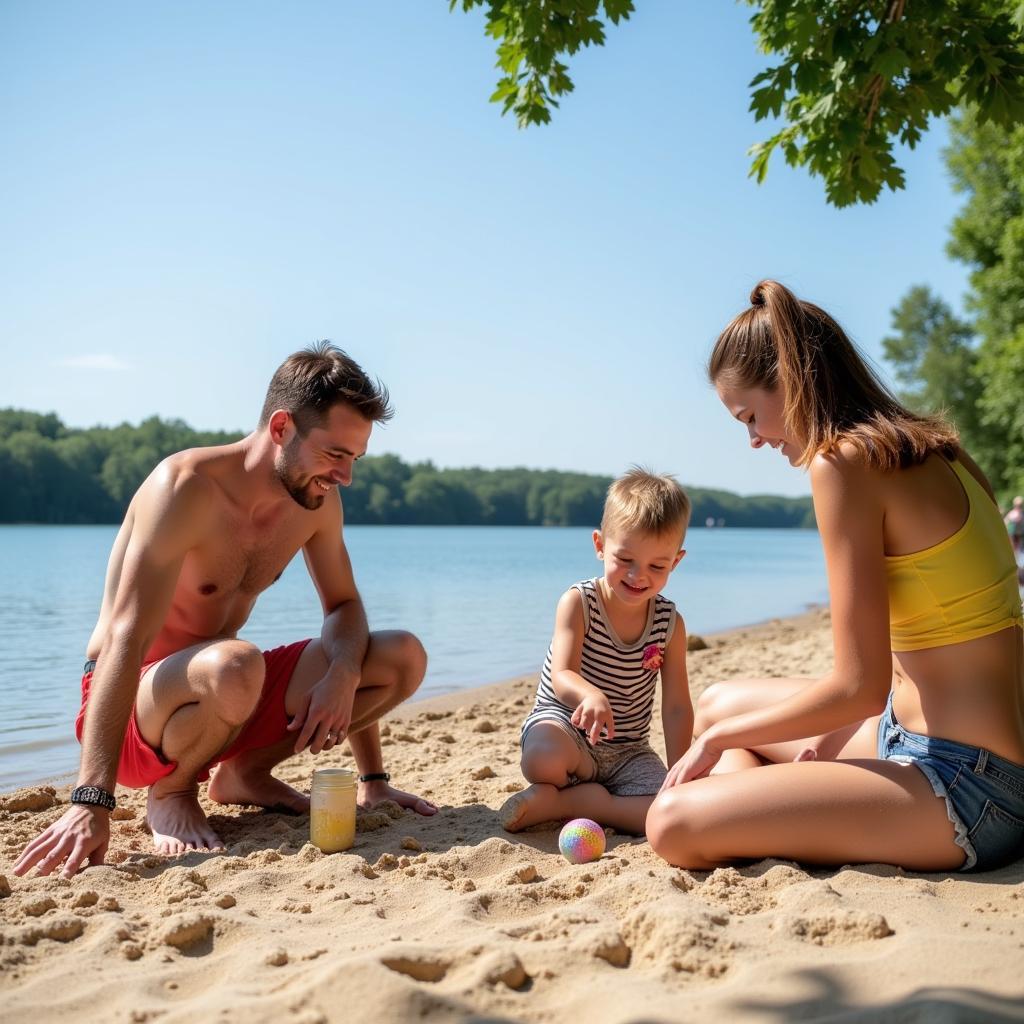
[571,693,615,745]
[660,735,722,791]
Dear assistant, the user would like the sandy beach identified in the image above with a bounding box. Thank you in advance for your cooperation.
[2,607,1022,1023]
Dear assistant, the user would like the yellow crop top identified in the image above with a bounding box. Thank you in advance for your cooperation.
[886,458,1023,652]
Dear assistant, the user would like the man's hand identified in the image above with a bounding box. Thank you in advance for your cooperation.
[13,804,110,879]
[660,735,723,791]
[288,671,359,754]
[571,693,615,746]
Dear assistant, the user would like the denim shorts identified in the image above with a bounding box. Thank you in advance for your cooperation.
[877,692,1024,871]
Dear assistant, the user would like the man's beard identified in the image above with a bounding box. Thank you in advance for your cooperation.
[274,438,326,511]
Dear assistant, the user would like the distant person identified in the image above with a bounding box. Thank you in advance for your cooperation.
[15,343,435,879]
[501,468,693,835]
[1007,496,1024,588]
[1006,495,1024,557]
[647,280,1024,873]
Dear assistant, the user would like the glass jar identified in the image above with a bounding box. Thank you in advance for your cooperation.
[309,768,357,853]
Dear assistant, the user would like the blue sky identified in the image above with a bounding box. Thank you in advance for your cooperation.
[0,2,970,498]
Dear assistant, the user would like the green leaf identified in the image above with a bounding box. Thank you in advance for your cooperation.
[874,48,910,80]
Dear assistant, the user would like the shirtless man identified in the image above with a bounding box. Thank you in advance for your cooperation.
[14,343,435,878]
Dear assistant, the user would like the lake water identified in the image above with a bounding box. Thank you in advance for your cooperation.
[0,525,827,790]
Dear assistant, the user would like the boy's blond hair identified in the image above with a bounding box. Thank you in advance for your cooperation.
[600,467,690,544]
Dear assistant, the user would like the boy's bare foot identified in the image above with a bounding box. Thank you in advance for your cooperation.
[208,759,310,815]
[499,783,563,832]
[145,786,225,855]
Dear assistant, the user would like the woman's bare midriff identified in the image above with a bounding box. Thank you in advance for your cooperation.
[891,625,1024,764]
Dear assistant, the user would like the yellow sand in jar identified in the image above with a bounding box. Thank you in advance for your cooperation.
[310,768,356,853]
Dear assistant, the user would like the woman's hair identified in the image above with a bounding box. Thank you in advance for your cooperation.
[707,280,958,471]
[601,467,690,544]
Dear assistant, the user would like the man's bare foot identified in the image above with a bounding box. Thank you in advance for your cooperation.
[146,787,225,855]
[208,759,310,815]
[499,783,562,832]
[359,779,437,817]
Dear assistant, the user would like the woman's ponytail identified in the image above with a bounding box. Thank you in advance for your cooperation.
[709,280,958,470]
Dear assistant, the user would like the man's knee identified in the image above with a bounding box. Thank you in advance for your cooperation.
[199,640,265,726]
[375,631,427,699]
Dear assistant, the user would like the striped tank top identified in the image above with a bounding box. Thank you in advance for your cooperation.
[526,578,677,744]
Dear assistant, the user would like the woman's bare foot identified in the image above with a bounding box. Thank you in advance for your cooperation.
[208,759,310,815]
[145,786,224,855]
[499,783,563,832]
[359,779,437,816]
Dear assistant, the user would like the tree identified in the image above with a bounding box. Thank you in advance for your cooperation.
[884,110,1024,499]
[450,0,1024,206]
[881,285,986,450]
[945,111,1024,496]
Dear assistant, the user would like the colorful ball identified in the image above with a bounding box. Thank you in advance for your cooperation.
[558,818,606,864]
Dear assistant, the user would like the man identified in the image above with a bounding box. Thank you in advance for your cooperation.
[15,343,435,878]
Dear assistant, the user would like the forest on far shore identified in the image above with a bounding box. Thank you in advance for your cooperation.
[0,408,815,529]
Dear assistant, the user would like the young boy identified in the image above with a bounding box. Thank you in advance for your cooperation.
[500,468,693,835]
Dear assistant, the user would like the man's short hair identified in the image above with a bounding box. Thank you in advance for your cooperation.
[600,467,690,544]
[259,341,393,434]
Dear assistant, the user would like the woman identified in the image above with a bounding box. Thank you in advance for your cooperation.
[646,280,1024,872]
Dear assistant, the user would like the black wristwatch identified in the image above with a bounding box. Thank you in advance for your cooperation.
[71,785,116,811]
[358,772,390,783]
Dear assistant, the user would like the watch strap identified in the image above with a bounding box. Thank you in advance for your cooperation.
[70,785,116,811]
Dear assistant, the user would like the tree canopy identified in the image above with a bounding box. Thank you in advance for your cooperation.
[882,109,1024,501]
[451,0,1024,205]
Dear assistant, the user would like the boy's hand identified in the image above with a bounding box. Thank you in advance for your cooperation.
[572,694,615,745]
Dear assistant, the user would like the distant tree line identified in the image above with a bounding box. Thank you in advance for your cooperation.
[0,410,241,524]
[0,409,815,528]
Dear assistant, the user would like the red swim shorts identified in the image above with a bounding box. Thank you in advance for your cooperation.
[75,639,312,790]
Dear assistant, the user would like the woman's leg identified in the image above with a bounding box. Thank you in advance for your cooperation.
[695,677,877,764]
[646,758,964,871]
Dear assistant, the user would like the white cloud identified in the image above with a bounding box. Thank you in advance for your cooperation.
[57,353,131,371]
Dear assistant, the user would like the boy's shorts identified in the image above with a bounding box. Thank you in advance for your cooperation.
[521,715,667,797]
[75,639,311,790]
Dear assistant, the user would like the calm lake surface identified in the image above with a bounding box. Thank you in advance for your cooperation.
[0,525,826,790]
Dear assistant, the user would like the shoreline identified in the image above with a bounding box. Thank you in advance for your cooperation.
[7,604,829,797]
